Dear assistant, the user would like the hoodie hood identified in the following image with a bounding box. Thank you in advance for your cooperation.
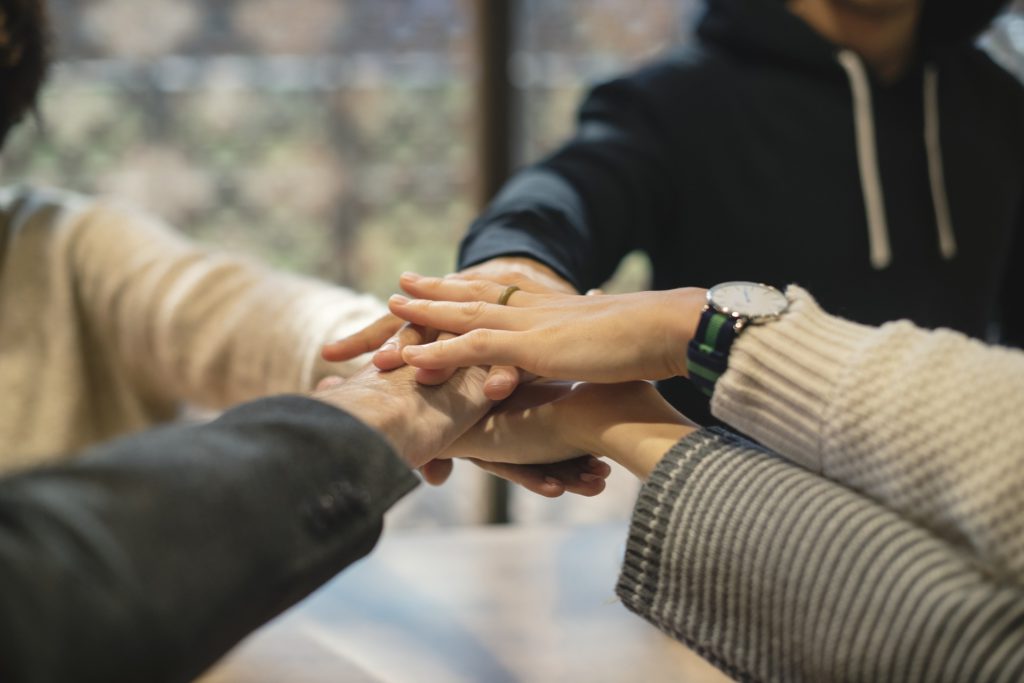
[697,0,1012,71]
[920,0,1013,49]
[697,0,839,76]
[694,0,1007,270]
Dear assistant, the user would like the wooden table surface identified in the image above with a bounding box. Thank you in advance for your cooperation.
[199,522,731,683]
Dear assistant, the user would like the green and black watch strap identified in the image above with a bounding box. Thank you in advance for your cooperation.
[686,308,741,397]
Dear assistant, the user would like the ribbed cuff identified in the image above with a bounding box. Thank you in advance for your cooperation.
[618,434,700,610]
[710,285,875,473]
[616,428,763,682]
[618,428,748,620]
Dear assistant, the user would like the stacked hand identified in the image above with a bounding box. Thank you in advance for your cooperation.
[314,363,611,497]
[320,257,705,488]
[387,272,706,383]
[322,257,576,400]
[443,380,695,479]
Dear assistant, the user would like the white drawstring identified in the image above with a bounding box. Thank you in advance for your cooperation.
[923,65,958,260]
[837,50,892,270]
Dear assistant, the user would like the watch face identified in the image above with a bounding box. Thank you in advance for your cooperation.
[708,281,788,322]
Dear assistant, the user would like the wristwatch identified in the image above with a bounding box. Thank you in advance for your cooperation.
[686,281,788,396]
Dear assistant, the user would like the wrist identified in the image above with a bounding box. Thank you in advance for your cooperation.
[663,287,708,377]
[564,382,697,479]
[315,388,412,459]
[603,422,697,479]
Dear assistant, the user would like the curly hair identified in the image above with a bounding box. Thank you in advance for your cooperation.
[0,0,50,148]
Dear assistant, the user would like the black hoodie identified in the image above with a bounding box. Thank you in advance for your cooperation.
[459,0,1023,421]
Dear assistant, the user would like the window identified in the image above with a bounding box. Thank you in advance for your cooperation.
[4,0,1021,525]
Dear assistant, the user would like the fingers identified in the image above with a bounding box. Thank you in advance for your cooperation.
[420,456,606,495]
[388,295,525,340]
[414,332,460,385]
[470,460,563,497]
[399,272,537,307]
[321,313,404,362]
[401,329,522,371]
[483,366,521,401]
[418,459,454,486]
[373,323,434,371]
[390,272,556,376]
[546,456,611,497]
[324,269,556,367]
[470,456,610,498]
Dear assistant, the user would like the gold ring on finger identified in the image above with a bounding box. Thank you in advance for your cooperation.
[497,285,520,306]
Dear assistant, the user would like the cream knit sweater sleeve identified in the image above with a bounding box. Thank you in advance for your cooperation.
[712,285,1024,582]
[67,199,385,408]
[0,186,384,465]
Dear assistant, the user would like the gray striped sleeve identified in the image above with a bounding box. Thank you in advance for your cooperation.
[617,428,1024,683]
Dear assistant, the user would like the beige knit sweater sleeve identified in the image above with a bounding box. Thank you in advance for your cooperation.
[712,285,1024,582]
[67,200,384,408]
[0,187,384,465]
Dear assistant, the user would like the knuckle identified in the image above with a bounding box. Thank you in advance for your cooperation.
[500,270,537,290]
[468,279,492,299]
[465,329,492,355]
[507,272,531,287]
[460,300,488,321]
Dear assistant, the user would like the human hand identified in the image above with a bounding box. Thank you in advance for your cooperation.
[452,258,576,398]
[443,380,697,479]
[320,317,446,381]
[320,257,575,399]
[418,456,610,498]
[389,273,707,384]
[315,374,609,493]
[313,363,492,469]
[458,256,576,294]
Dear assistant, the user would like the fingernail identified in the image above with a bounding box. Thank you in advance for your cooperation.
[580,473,603,483]
[487,378,511,392]
[389,294,409,305]
[403,346,422,358]
[400,271,420,281]
[379,340,398,353]
[544,477,563,488]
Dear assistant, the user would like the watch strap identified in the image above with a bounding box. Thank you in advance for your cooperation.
[686,309,741,397]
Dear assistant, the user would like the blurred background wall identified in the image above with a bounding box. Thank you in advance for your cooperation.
[0,0,704,299]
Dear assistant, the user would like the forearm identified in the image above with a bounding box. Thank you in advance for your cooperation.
[595,420,695,479]
[573,382,696,479]
[460,77,676,291]
[712,286,1024,581]
[459,169,595,291]
[70,201,384,408]
[618,429,1024,682]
